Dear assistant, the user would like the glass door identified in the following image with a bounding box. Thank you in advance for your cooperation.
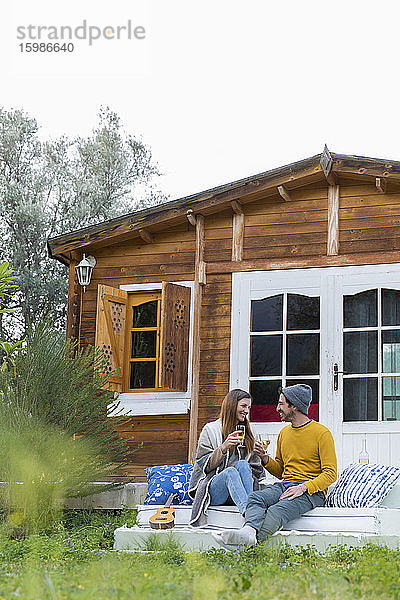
[339,287,400,423]
[232,264,400,466]
[249,292,321,422]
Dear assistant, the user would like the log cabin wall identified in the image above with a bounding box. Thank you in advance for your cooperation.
[65,173,400,481]
[78,222,196,481]
[242,182,328,262]
[338,180,400,255]
[198,206,234,428]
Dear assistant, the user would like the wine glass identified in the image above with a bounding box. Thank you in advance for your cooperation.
[236,424,246,447]
[256,433,271,453]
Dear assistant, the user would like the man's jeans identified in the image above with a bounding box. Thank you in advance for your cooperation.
[209,460,253,514]
[245,481,325,542]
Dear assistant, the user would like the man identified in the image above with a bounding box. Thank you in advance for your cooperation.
[212,383,337,550]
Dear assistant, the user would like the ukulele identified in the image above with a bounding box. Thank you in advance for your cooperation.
[149,493,179,529]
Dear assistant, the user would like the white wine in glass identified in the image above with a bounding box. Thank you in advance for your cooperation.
[236,424,246,447]
[256,433,271,453]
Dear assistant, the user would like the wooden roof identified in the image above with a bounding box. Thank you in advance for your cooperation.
[48,149,400,263]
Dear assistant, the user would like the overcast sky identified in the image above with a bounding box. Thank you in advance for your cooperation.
[3,0,400,201]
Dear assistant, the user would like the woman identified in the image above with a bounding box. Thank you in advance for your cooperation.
[189,389,264,527]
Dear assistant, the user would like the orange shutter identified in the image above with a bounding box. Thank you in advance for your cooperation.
[159,282,191,391]
[95,284,128,392]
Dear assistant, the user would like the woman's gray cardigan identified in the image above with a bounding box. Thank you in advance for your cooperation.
[188,418,264,527]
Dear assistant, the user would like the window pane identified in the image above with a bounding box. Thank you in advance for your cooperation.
[131,331,156,358]
[383,377,400,421]
[287,294,320,330]
[343,378,377,421]
[344,332,377,374]
[250,335,282,376]
[129,362,156,389]
[286,334,319,375]
[132,301,158,328]
[285,378,319,421]
[382,330,400,373]
[343,289,377,328]
[251,295,283,332]
[250,380,282,422]
[382,289,400,326]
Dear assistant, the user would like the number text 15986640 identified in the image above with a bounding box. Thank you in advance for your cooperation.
[19,43,74,52]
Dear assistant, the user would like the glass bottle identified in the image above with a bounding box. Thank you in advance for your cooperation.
[358,437,369,464]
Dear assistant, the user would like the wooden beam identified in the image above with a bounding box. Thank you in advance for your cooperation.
[232,213,244,262]
[277,185,291,202]
[66,255,81,349]
[231,200,244,215]
[186,209,196,227]
[138,228,154,244]
[376,177,387,193]
[206,249,400,275]
[327,185,340,256]
[194,215,205,285]
[188,214,205,462]
[332,155,400,180]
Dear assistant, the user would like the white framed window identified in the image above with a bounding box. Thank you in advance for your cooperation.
[110,281,194,416]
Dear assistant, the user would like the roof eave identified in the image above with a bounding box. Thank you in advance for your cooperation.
[48,153,323,259]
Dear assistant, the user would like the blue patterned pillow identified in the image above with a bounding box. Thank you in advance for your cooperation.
[326,463,400,508]
[144,463,194,505]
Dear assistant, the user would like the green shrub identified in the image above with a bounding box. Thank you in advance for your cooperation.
[0,319,136,532]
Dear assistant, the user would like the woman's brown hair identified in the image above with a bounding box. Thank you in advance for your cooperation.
[220,389,254,456]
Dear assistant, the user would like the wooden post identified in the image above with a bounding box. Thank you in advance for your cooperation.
[327,185,340,256]
[232,212,244,261]
[188,214,205,462]
[66,253,81,350]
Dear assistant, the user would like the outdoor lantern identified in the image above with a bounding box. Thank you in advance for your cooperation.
[75,254,96,292]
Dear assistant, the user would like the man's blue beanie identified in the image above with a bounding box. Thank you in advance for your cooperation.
[282,384,312,415]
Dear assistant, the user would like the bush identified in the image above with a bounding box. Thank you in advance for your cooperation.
[0,319,135,532]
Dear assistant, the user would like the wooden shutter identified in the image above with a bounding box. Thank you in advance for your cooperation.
[159,282,191,391]
[95,284,128,392]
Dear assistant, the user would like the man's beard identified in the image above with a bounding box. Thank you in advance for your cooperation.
[281,408,295,421]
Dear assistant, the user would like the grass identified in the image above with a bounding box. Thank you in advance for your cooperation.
[0,510,399,599]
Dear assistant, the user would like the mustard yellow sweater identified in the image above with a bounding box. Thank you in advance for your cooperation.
[265,420,337,495]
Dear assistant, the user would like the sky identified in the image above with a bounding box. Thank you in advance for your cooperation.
[3,0,400,201]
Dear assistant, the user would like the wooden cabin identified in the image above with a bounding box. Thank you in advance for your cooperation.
[48,148,400,481]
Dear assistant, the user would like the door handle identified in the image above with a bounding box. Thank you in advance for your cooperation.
[333,363,349,391]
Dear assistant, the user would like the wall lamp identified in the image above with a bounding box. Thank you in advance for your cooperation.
[75,254,96,292]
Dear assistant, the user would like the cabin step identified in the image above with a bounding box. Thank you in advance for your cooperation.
[64,483,148,510]
[114,525,400,553]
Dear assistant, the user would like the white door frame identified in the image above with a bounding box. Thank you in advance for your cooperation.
[231,263,400,469]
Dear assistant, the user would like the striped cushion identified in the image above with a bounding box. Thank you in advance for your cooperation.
[326,463,400,508]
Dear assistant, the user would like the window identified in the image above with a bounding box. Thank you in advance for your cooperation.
[95,282,191,401]
[249,293,320,422]
[125,292,161,391]
[343,288,400,422]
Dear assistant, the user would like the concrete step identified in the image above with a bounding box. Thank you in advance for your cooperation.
[64,483,148,509]
[114,525,400,553]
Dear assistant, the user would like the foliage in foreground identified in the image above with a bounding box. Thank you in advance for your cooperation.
[0,512,399,600]
[0,320,135,531]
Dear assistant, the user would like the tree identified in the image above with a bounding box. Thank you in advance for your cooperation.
[0,107,167,340]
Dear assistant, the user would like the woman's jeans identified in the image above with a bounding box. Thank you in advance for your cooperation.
[209,460,253,514]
